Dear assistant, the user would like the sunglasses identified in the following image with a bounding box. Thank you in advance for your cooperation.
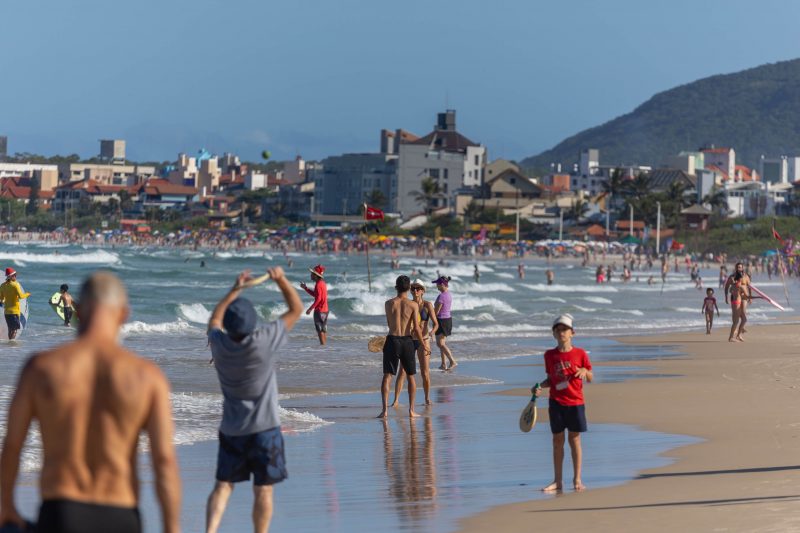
[411,287,424,292]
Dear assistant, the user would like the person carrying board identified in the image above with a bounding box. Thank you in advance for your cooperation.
[533,314,593,493]
[0,268,30,340]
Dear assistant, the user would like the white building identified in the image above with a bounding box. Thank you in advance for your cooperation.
[702,147,735,180]
[724,180,789,218]
[244,171,268,190]
[395,110,486,217]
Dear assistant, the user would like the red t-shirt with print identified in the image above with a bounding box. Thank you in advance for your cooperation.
[544,346,591,406]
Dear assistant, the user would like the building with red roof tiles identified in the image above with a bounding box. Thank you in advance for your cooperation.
[700,146,735,179]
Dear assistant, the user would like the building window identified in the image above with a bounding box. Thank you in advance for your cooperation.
[474,155,479,166]
[429,169,440,179]
[443,169,448,179]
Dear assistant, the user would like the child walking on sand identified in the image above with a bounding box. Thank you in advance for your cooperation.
[701,288,720,334]
[533,314,593,492]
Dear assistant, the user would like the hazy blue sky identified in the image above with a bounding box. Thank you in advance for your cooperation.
[3,0,800,163]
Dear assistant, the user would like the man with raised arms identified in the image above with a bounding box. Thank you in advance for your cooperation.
[534,314,593,493]
[378,275,428,418]
[0,272,181,533]
[205,267,302,533]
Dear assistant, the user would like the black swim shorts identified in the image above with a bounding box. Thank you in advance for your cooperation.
[435,317,452,337]
[313,310,328,333]
[548,398,588,434]
[38,499,142,533]
[383,335,416,375]
[4,314,20,332]
[216,426,288,486]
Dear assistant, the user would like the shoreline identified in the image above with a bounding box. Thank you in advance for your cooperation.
[459,320,800,532]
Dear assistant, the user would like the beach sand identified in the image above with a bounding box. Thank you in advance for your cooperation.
[460,322,800,532]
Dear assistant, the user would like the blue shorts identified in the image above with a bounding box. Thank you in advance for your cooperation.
[548,398,587,434]
[4,314,20,332]
[215,427,288,486]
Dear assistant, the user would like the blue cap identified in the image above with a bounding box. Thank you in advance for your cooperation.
[223,298,257,338]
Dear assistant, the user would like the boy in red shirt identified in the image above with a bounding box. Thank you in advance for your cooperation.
[300,264,329,345]
[534,313,593,492]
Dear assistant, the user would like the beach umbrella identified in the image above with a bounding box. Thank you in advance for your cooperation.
[619,235,642,244]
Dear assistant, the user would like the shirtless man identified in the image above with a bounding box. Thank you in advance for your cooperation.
[0,272,180,533]
[724,262,751,333]
[378,275,428,418]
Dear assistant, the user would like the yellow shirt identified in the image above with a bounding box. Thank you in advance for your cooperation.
[0,280,30,315]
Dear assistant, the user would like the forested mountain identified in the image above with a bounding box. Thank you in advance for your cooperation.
[521,59,800,171]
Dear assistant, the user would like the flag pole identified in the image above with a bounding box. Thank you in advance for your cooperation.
[364,204,372,292]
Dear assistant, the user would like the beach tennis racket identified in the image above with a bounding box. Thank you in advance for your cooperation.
[368,335,386,353]
[519,383,541,433]
[241,272,272,288]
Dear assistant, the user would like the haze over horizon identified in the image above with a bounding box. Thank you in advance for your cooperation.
[3,0,800,163]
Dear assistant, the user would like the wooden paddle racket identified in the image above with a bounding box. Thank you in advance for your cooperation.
[368,335,386,353]
[519,383,542,433]
[241,272,272,288]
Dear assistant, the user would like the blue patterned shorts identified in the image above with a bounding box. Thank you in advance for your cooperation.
[216,426,288,486]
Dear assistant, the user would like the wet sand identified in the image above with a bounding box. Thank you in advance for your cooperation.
[10,342,693,532]
[460,322,800,533]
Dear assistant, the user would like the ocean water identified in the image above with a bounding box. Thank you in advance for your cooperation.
[0,243,790,530]
[0,243,796,454]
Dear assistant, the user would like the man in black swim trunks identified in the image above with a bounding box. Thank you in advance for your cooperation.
[0,272,181,533]
[378,275,428,418]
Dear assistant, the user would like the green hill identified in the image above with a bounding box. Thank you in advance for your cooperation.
[521,58,800,172]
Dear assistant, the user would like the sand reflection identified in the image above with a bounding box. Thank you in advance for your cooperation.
[382,416,438,525]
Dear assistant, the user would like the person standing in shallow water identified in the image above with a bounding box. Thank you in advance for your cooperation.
[390,278,439,407]
[300,264,328,345]
[433,276,457,370]
[533,313,592,493]
[379,275,428,418]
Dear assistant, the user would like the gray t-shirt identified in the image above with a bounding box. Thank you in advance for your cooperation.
[209,320,287,436]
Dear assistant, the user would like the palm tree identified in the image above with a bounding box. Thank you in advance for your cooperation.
[461,200,485,224]
[410,177,443,216]
[364,189,387,210]
[625,173,651,201]
[566,198,590,221]
[702,186,729,216]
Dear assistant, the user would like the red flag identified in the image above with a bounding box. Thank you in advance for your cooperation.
[670,240,683,251]
[772,226,783,243]
[365,205,384,221]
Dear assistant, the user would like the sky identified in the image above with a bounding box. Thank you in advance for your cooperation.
[3,0,800,164]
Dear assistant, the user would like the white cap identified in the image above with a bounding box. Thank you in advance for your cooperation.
[410,278,426,288]
[552,313,574,330]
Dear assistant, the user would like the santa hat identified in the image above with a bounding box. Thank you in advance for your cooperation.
[5,268,16,280]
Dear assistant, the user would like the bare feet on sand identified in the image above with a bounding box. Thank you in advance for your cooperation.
[376,410,388,418]
[574,480,586,491]
[425,399,433,405]
[541,482,562,493]
[409,410,420,418]
[449,362,458,369]
[438,364,447,370]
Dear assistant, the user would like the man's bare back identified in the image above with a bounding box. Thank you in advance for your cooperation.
[385,297,418,336]
[0,272,180,532]
[29,341,166,505]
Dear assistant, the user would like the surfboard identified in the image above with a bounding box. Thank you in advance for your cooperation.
[750,284,786,311]
[0,284,30,340]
